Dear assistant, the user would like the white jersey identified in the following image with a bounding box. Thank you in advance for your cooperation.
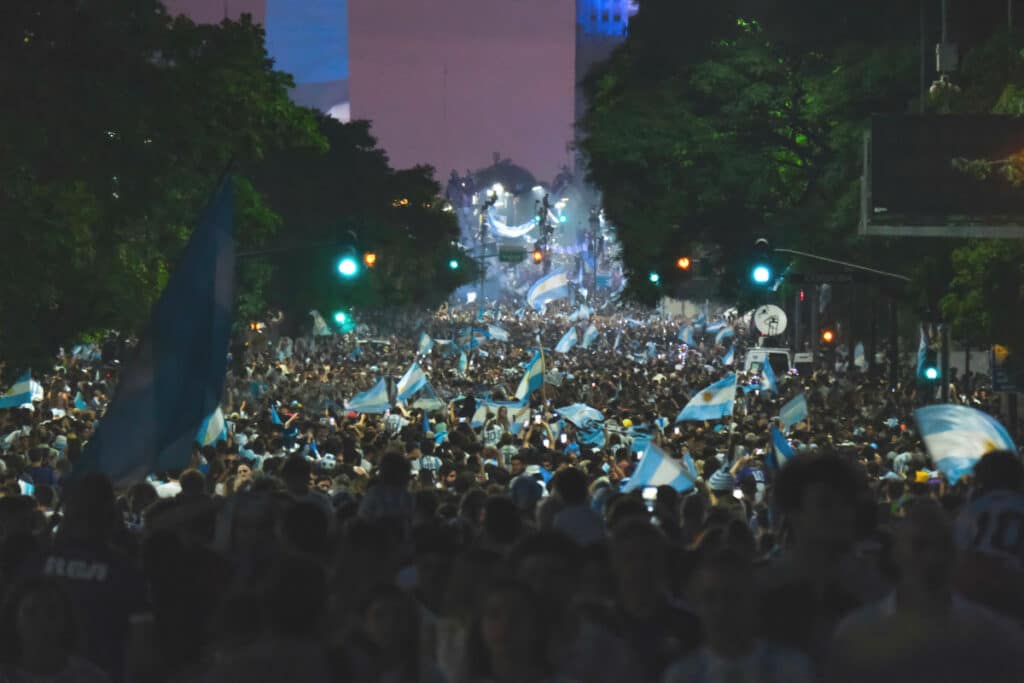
[955,490,1024,571]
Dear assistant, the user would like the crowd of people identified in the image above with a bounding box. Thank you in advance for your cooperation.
[0,297,1022,683]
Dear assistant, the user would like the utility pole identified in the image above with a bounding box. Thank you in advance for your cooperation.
[478,193,498,317]
[536,195,554,275]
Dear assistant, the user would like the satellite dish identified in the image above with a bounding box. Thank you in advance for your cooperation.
[754,305,788,337]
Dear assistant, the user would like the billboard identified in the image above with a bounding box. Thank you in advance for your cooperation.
[860,115,1024,238]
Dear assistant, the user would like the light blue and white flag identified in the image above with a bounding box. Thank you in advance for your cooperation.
[854,342,866,369]
[917,325,928,379]
[396,362,428,402]
[915,404,1016,484]
[760,360,778,394]
[676,374,737,422]
[458,351,468,376]
[555,327,578,354]
[715,326,736,346]
[556,403,604,427]
[310,310,332,336]
[73,392,89,411]
[417,331,434,356]
[526,271,570,311]
[678,325,696,347]
[0,372,33,410]
[73,176,234,486]
[568,304,592,322]
[197,407,228,446]
[722,346,735,367]
[769,424,796,469]
[487,325,510,342]
[582,324,599,349]
[346,378,391,414]
[779,393,808,432]
[622,443,696,494]
[705,320,726,335]
[514,351,545,400]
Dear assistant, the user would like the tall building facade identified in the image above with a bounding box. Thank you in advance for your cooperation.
[161,0,350,121]
[575,0,637,161]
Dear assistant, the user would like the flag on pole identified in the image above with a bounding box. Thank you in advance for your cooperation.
[346,378,391,414]
[515,351,545,400]
[676,374,737,422]
[705,320,726,335]
[622,443,696,494]
[722,346,735,367]
[526,271,570,311]
[417,332,434,356]
[779,393,808,432]
[73,175,235,486]
[197,407,228,446]
[310,310,332,336]
[396,362,428,402]
[0,372,33,409]
[582,324,599,349]
[715,326,736,346]
[917,325,928,379]
[915,404,1016,484]
[555,327,578,354]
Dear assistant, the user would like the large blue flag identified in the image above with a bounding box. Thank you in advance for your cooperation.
[779,393,808,432]
[0,372,33,410]
[346,377,391,414]
[722,346,735,367]
[915,404,1016,484]
[197,407,228,446]
[768,424,796,470]
[760,359,778,394]
[715,326,736,346]
[396,362,429,402]
[622,443,696,494]
[676,374,737,422]
[678,325,695,347]
[514,351,545,399]
[555,327,578,354]
[74,177,235,485]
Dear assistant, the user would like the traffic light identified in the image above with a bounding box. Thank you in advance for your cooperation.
[821,328,835,345]
[649,271,661,284]
[532,247,544,264]
[333,311,349,325]
[676,256,692,271]
[921,349,940,381]
[751,238,773,285]
[363,251,377,268]
[448,258,460,270]
[336,256,359,278]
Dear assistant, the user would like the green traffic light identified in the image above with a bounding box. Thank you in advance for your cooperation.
[648,271,661,284]
[448,259,460,270]
[333,311,348,325]
[337,257,359,278]
[924,366,939,381]
[752,265,772,284]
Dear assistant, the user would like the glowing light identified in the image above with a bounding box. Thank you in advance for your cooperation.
[649,271,661,284]
[924,367,939,381]
[491,183,505,196]
[676,257,691,270]
[337,257,359,277]
[363,252,377,268]
[752,265,772,284]
[448,259,460,270]
[821,330,835,343]
[559,215,568,224]
[333,311,348,325]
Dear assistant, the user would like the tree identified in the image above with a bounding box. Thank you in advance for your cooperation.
[579,1,924,304]
[247,117,474,325]
[0,0,322,375]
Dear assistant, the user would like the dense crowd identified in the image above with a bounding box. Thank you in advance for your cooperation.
[0,299,1022,683]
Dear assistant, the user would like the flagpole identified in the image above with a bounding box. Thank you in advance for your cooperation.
[539,342,548,403]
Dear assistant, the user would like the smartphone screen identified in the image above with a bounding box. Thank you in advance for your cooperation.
[560,433,568,444]
[642,487,658,502]
[542,439,550,448]
[534,415,542,424]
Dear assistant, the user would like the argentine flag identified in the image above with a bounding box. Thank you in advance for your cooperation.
[582,324,599,349]
[715,326,735,346]
[310,310,332,336]
[556,403,604,427]
[396,362,428,402]
[346,378,391,414]
[487,325,510,342]
[417,332,434,356]
[526,271,570,311]
[705,320,726,335]
[197,407,228,446]
[0,372,33,409]
[779,393,808,432]
[917,325,929,379]
[622,443,696,494]
[458,351,468,376]
[676,374,737,422]
[915,404,1016,484]
[678,325,696,347]
[515,351,545,400]
[760,360,778,394]
[769,424,796,469]
[555,327,578,354]
[722,346,735,367]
